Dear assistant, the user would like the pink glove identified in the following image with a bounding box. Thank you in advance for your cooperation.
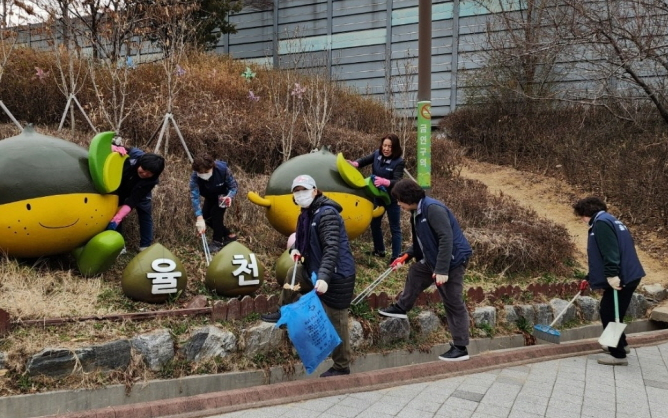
[374,177,390,188]
[218,195,232,208]
[347,160,359,168]
[111,205,132,224]
[111,145,127,156]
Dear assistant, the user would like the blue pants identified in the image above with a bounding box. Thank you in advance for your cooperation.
[371,199,402,260]
[116,197,153,248]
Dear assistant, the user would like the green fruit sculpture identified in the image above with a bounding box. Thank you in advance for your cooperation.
[121,244,188,303]
[247,147,384,239]
[274,249,294,288]
[0,126,126,276]
[205,241,264,296]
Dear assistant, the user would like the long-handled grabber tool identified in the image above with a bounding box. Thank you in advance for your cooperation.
[352,254,408,305]
[201,233,212,266]
[283,256,301,292]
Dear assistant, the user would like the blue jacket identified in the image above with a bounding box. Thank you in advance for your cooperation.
[409,197,472,274]
[189,161,238,217]
[587,211,644,289]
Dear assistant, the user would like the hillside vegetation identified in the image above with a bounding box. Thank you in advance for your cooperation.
[0,48,583,395]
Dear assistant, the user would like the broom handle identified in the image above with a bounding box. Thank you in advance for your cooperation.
[548,291,581,327]
[614,289,620,323]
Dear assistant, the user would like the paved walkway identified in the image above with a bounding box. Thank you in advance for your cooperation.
[205,342,668,418]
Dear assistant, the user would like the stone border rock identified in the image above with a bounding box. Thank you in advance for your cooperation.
[34,328,668,418]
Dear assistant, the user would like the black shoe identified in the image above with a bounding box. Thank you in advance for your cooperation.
[261,311,281,323]
[439,343,470,362]
[223,234,238,245]
[208,240,223,253]
[319,367,350,377]
[378,304,407,319]
[366,250,386,258]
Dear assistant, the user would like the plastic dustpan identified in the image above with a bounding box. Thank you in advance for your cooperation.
[598,289,627,347]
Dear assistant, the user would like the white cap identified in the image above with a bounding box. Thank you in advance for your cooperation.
[291,174,317,191]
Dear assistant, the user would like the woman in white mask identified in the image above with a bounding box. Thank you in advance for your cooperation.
[261,174,356,378]
[189,154,238,252]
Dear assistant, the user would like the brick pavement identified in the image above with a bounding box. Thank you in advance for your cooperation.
[46,330,668,418]
[208,340,668,418]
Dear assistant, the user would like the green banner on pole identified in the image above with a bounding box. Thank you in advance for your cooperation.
[417,100,431,189]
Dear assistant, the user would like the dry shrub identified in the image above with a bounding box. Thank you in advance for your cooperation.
[430,177,575,279]
[0,46,68,125]
[441,103,668,237]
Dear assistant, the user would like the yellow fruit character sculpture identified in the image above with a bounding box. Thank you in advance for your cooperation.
[247,147,384,239]
[0,126,126,276]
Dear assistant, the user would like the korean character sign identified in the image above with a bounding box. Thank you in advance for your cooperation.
[275,273,342,374]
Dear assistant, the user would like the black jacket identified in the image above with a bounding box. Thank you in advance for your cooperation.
[302,195,356,309]
[114,147,159,209]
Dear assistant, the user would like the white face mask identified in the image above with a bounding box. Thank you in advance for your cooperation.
[197,171,212,180]
[294,189,314,208]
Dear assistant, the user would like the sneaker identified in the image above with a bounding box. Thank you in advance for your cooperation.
[378,304,407,319]
[319,367,350,378]
[439,343,470,362]
[208,241,223,253]
[366,250,386,258]
[261,311,281,323]
[597,355,628,366]
[602,345,631,355]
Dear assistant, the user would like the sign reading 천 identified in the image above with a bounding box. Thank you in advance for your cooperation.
[232,253,260,286]
[417,100,431,189]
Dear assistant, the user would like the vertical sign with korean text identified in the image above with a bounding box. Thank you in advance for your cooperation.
[417,100,432,188]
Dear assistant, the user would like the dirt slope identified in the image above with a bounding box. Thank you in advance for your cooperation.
[460,159,668,288]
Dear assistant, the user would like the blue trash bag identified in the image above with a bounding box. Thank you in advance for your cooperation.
[275,273,342,374]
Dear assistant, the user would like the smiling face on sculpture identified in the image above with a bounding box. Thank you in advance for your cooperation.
[0,127,123,259]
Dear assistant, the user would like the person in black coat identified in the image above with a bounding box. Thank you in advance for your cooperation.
[107,146,165,251]
[262,174,356,378]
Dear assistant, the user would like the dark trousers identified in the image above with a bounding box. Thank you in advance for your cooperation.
[396,260,470,346]
[116,197,153,248]
[281,264,351,371]
[600,279,640,358]
[371,199,402,260]
[202,198,230,243]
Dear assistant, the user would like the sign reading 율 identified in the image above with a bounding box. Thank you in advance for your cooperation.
[147,258,182,294]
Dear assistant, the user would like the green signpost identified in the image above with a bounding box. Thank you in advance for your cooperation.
[417,100,432,189]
